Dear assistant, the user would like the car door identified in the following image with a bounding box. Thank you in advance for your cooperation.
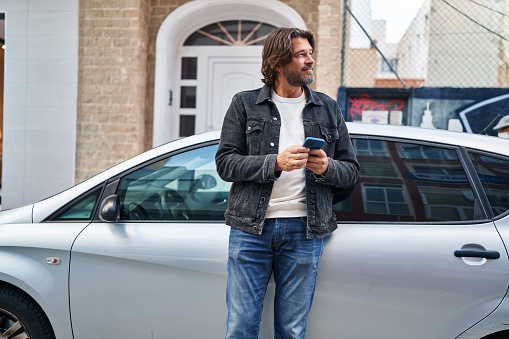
[69,143,232,338]
[304,137,509,339]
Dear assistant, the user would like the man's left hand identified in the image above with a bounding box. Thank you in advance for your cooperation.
[306,149,328,175]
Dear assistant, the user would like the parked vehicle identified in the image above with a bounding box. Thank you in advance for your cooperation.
[1,123,508,339]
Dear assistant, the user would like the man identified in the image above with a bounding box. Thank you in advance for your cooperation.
[493,115,509,138]
[215,27,359,339]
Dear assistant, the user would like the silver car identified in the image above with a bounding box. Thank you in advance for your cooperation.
[1,123,509,339]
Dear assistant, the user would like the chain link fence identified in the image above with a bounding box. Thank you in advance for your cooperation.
[342,0,509,89]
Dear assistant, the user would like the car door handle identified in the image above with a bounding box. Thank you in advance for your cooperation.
[454,250,500,260]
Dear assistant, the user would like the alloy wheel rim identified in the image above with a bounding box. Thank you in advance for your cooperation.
[0,307,29,339]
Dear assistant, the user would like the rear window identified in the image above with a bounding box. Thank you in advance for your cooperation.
[334,138,480,222]
[468,152,509,217]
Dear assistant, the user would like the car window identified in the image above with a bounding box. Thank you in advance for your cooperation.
[468,152,509,217]
[116,144,231,221]
[334,138,480,222]
[51,188,102,221]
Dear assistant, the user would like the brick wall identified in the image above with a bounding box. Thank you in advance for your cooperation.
[76,0,150,182]
[143,0,191,151]
[316,0,343,98]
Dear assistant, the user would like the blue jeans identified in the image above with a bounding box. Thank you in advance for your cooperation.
[225,218,324,339]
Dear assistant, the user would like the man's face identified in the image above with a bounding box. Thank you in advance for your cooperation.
[281,37,314,87]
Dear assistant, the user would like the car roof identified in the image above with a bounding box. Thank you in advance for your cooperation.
[187,122,509,156]
[346,122,509,155]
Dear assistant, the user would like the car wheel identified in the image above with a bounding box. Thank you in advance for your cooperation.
[0,285,55,339]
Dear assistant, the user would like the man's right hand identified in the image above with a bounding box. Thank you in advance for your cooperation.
[275,145,309,172]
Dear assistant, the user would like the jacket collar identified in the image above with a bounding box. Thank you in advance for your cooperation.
[256,84,323,106]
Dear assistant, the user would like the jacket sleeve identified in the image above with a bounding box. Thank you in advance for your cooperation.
[215,93,278,184]
[316,104,360,189]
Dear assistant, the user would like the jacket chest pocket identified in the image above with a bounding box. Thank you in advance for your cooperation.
[318,125,340,155]
[245,121,265,155]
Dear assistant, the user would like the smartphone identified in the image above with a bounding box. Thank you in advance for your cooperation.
[302,137,325,149]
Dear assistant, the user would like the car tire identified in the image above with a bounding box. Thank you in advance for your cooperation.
[0,285,55,339]
[483,332,509,339]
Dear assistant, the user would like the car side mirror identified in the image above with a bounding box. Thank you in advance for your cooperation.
[99,194,121,222]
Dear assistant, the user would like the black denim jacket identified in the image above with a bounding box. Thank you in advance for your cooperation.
[215,85,359,239]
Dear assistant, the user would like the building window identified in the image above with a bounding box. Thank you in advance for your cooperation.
[181,57,197,80]
[184,20,276,46]
[378,58,398,74]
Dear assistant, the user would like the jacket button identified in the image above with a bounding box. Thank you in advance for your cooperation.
[270,142,275,147]
[247,126,252,131]
[261,197,266,202]
[273,117,277,121]
[253,226,258,231]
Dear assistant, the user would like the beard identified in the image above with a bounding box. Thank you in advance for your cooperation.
[283,66,314,87]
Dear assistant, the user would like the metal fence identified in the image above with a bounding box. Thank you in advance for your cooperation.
[342,0,509,89]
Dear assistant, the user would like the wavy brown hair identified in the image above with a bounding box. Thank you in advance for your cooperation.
[261,28,315,86]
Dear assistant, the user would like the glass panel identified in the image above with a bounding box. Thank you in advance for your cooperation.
[335,138,478,222]
[180,86,196,108]
[469,152,509,217]
[179,115,195,137]
[184,20,276,46]
[181,57,197,80]
[52,188,101,221]
[398,144,457,160]
[353,139,387,157]
[116,144,231,222]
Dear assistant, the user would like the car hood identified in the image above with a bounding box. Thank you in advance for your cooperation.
[0,205,33,224]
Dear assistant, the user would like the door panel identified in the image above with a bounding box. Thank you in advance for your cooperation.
[70,222,230,338]
[207,57,261,132]
[69,222,508,338]
[306,223,509,339]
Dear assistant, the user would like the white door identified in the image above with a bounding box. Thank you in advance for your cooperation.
[204,56,262,132]
[179,44,264,137]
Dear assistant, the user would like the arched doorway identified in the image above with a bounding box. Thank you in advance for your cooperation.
[152,0,306,146]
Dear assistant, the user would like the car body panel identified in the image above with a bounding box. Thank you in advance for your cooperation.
[69,222,230,338]
[0,222,89,339]
[458,214,509,338]
[308,222,509,338]
[67,218,509,338]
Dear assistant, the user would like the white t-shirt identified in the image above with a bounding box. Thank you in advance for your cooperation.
[265,89,307,219]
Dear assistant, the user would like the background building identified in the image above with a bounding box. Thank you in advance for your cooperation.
[0,0,507,209]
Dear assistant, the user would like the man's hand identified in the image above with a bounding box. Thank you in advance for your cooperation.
[275,146,309,172]
[275,146,329,175]
[305,149,328,175]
